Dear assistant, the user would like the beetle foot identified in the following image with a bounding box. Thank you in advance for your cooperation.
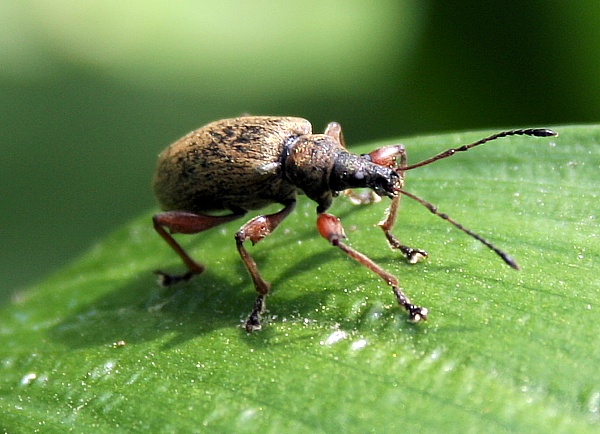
[245,295,265,333]
[383,232,428,264]
[153,270,194,287]
[406,305,428,323]
[393,244,428,264]
[392,286,428,323]
[405,248,428,264]
[245,315,262,333]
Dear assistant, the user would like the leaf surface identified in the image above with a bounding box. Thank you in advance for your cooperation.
[1,126,598,432]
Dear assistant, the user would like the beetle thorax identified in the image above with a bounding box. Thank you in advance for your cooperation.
[283,135,338,209]
[284,134,401,212]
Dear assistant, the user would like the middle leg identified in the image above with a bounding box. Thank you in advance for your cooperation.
[235,200,296,332]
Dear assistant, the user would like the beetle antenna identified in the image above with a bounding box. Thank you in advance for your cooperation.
[400,189,519,270]
[402,128,557,171]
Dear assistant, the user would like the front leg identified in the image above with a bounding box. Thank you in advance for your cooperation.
[366,145,428,264]
[378,192,428,264]
[317,213,427,323]
[343,186,427,263]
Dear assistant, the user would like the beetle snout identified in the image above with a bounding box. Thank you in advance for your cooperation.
[372,171,400,198]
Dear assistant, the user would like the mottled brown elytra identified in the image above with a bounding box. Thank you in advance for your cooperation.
[152,116,557,332]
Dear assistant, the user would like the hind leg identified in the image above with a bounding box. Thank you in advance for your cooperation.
[153,211,244,285]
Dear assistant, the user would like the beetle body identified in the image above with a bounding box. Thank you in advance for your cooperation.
[151,116,557,331]
[154,116,400,216]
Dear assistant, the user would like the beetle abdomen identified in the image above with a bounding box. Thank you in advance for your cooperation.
[153,116,311,213]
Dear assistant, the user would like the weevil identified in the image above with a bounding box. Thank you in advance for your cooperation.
[152,116,557,332]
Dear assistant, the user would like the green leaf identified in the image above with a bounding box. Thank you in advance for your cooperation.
[1,125,598,432]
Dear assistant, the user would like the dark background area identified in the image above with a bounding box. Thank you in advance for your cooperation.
[2,1,599,305]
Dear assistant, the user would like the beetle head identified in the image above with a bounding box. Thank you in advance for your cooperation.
[329,153,402,198]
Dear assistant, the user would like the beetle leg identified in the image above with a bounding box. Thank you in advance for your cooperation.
[235,200,296,332]
[343,189,381,205]
[378,192,428,264]
[153,211,244,286]
[317,213,428,323]
[366,144,428,263]
[324,121,345,147]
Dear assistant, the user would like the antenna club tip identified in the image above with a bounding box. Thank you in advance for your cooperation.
[500,252,520,270]
[535,128,558,137]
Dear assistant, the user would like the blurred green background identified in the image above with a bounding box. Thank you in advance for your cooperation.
[1,1,599,305]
